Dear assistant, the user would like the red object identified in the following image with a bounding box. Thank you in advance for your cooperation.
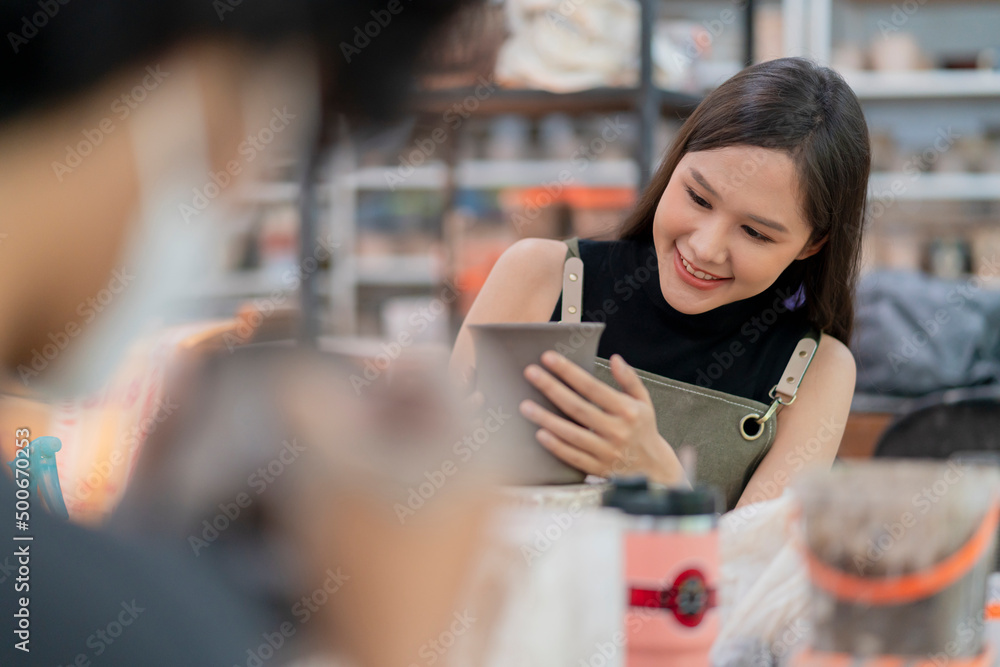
[625,529,720,667]
[629,568,717,628]
[511,186,636,210]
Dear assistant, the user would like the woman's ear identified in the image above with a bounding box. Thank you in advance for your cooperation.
[796,235,827,260]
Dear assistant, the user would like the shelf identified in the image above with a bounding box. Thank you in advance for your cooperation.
[354,164,450,190]
[844,70,1000,100]
[191,270,301,299]
[355,159,639,190]
[868,172,1000,201]
[237,182,302,204]
[408,86,702,118]
[193,257,439,301]
[356,255,441,287]
[240,159,638,198]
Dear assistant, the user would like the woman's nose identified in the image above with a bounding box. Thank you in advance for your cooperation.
[687,218,728,268]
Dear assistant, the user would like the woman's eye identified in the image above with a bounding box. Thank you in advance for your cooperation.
[742,225,773,243]
[686,187,711,209]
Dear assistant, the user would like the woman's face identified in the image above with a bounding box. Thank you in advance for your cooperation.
[651,146,824,314]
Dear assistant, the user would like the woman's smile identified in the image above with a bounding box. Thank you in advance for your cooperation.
[672,246,732,290]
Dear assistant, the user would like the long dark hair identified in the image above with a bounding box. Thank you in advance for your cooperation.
[620,57,870,344]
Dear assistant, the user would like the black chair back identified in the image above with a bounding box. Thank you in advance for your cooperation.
[873,387,1000,460]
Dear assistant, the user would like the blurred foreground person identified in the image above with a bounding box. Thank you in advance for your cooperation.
[0,2,497,666]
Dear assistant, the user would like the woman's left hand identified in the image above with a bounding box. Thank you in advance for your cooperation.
[519,351,685,485]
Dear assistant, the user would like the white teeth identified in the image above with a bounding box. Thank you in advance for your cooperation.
[680,256,719,280]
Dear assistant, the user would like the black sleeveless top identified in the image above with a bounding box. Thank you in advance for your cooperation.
[549,238,815,404]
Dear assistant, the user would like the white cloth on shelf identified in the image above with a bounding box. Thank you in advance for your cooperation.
[495,0,639,92]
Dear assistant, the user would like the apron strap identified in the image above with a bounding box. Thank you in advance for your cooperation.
[774,335,820,401]
[754,330,821,428]
[561,238,584,323]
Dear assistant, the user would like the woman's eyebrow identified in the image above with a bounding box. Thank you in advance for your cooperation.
[689,168,720,199]
[689,167,790,235]
[747,214,790,235]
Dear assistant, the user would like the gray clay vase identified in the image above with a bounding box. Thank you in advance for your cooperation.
[468,322,606,485]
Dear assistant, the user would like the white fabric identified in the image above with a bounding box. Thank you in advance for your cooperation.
[711,492,811,666]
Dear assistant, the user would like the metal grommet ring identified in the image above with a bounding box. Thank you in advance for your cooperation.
[740,413,763,441]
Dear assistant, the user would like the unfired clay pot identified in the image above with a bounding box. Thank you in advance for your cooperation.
[468,322,606,485]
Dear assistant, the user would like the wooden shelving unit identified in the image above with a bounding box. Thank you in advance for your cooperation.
[228,0,756,337]
[409,85,702,118]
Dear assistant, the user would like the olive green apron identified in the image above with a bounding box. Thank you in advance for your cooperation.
[560,238,819,511]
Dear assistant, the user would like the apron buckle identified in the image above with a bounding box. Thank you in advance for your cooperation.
[740,386,795,441]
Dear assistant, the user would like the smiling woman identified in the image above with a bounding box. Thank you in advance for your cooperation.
[653,147,824,315]
[451,57,871,511]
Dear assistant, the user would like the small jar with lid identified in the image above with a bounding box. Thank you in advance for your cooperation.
[603,477,722,667]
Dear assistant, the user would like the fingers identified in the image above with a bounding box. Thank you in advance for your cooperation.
[537,351,623,413]
[524,362,615,436]
[609,354,651,402]
[534,428,604,477]
[519,399,616,463]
